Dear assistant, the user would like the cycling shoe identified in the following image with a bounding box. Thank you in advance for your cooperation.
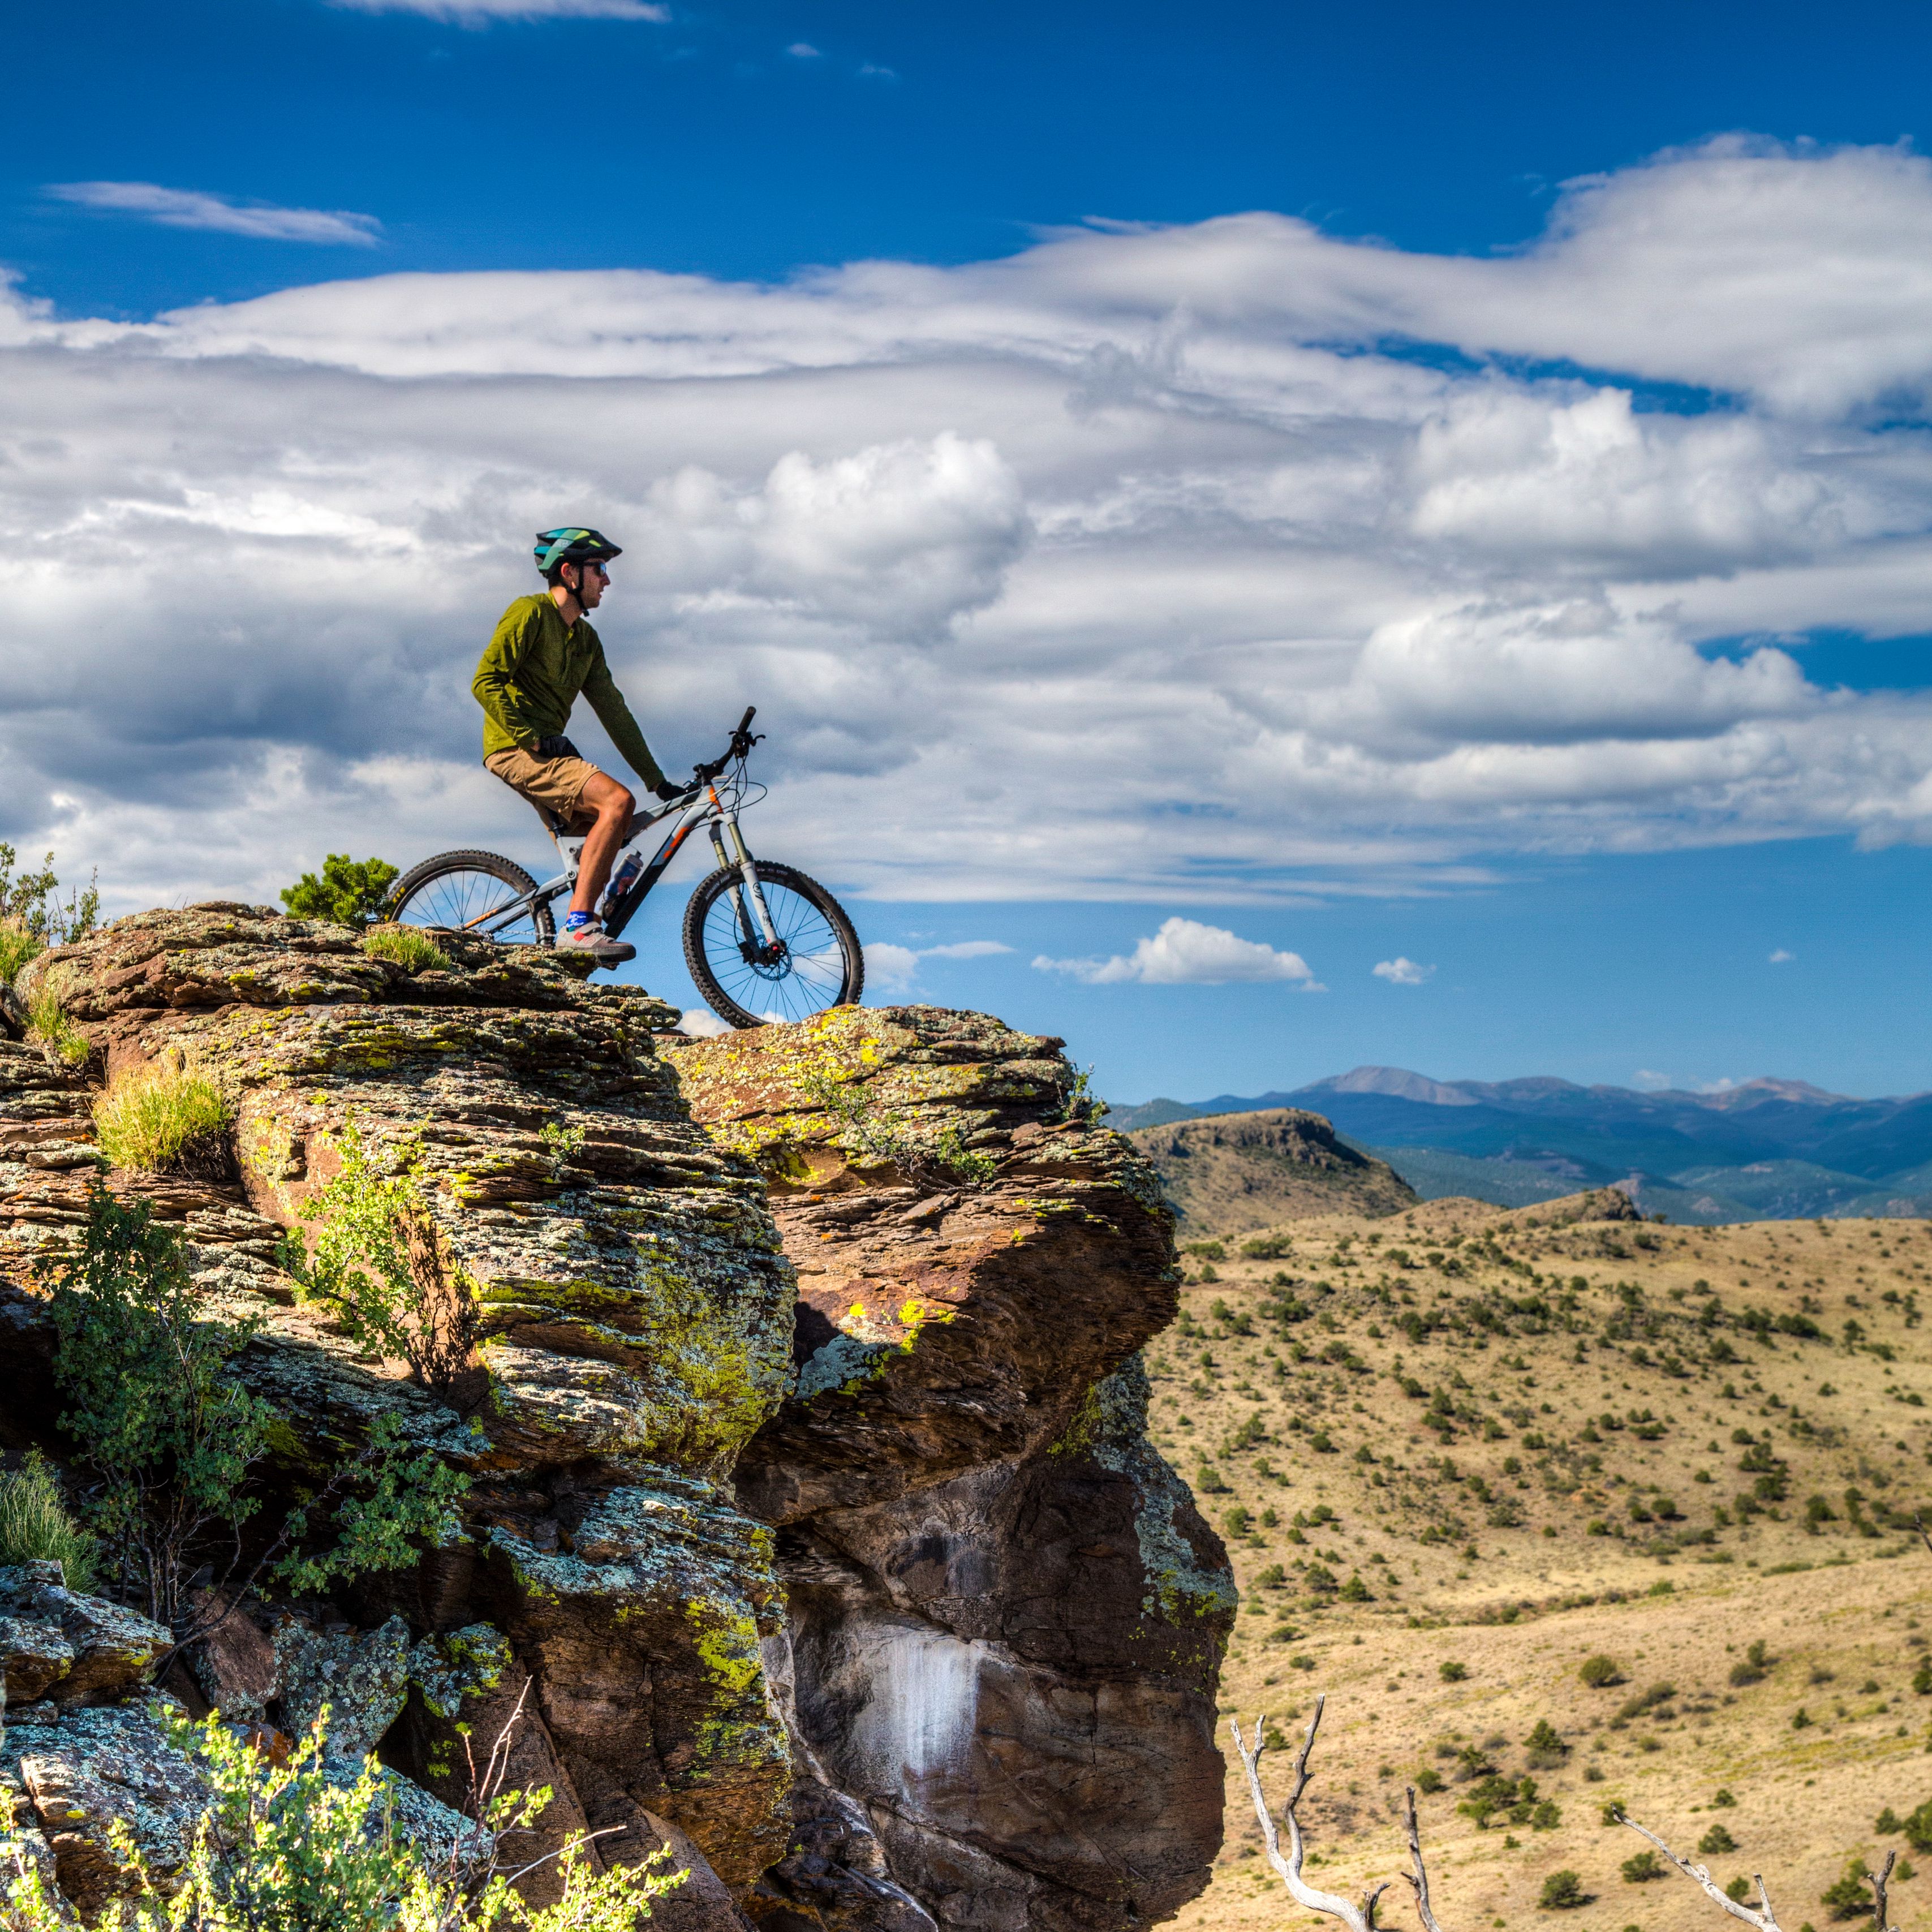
[554,920,636,965]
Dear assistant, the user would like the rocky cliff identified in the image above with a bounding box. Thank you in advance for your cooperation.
[0,907,1233,1930]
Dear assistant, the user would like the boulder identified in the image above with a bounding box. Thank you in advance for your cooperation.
[276,1612,413,1760]
[0,1565,171,1705]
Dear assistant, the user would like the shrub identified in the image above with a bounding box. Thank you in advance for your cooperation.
[1792,1708,1813,1729]
[1415,1768,1445,1794]
[1195,1462,1229,1494]
[0,1451,98,1593]
[0,1702,680,1932]
[1875,1809,1900,1836]
[1821,1857,1878,1920]
[1621,1852,1665,1883]
[1224,1504,1254,1537]
[1914,1657,1932,1696]
[49,1184,273,1626]
[363,926,451,974]
[1541,1870,1590,1909]
[1440,1660,1470,1683]
[1309,1428,1336,1453]
[1525,1719,1568,1766]
[1902,1798,1932,1856]
[1183,1240,1227,1262]
[1699,1823,1740,1856]
[1712,1788,1737,1808]
[93,1064,232,1177]
[282,1117,479,1393]
[281,853,401,927]
[49,1182,467,1629]
[1241,1233,1293,1259]
[1727,1878,1754,1902]
[1580,1654,1624,1688]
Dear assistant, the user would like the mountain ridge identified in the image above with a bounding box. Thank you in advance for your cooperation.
[1107,1064,1932,1221]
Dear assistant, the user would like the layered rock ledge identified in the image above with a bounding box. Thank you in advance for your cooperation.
[0,907,1231,1931]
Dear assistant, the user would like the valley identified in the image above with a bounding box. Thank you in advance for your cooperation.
[1154,1198,1932,1932]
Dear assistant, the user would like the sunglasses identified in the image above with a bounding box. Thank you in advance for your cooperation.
[582,561,610,578]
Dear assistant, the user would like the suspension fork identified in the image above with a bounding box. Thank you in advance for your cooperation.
[707,789,781,950]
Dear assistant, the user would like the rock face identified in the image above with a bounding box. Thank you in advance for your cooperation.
[666,1009,1234,1931]
[1126,1107,1418,1235]
[0,909,1231,1930]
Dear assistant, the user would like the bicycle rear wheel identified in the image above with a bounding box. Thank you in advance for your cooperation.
[682,860,863,1029]
[389,850,555,946]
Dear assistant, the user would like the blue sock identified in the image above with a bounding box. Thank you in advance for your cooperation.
[563,909,593,932]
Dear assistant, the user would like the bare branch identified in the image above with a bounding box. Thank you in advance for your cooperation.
[1227,1698,1389,1932]
[1401,1785,1448,1932]
[1616,1811,1783,1932]
[1865,1848,1897,1932]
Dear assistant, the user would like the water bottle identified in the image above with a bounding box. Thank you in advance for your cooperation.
[601,853,644,915]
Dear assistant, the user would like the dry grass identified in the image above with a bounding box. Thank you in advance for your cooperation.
[362,926,450,974]
[93,1062,232,1176]
[1158,1205,1932,1932]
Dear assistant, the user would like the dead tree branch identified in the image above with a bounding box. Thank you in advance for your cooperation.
[1864,1848,1897,1932]
[1401,1785,1448,1932]
[1229,1698,1392,1932]
[1615,1810,1784,1932]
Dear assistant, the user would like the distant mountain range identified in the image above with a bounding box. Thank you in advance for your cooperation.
[1105,1068,1932,1222]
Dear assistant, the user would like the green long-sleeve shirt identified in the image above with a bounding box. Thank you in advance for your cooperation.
[472,593,665,791]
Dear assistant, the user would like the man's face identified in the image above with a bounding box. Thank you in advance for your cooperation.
[569,560,609,609]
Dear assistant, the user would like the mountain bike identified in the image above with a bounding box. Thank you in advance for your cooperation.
[387,708,864,1029]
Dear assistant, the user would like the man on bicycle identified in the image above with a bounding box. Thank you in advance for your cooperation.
[473,528,685,963]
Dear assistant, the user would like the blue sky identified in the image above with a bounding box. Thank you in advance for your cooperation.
[8,0,1932,1103]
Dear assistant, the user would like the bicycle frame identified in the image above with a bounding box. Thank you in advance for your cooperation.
[473,773,784,958]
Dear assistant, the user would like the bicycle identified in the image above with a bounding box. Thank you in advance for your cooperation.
[387,708,864,1029]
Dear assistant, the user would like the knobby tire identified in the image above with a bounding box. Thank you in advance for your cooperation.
[388,849,555,947]
[682,859,863,1029]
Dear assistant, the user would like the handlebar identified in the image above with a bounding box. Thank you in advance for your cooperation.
[687,705,761,787]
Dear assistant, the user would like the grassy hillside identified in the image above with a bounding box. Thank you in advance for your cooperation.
[1155,1199,1932,1932]
[1129,1109,1419,1234]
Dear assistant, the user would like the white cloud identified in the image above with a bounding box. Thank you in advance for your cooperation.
[1769,947,1795,962]
[865,937,1012,992]
[47,183,381,247]
[1632,1070,1675,1091]
[786,41,821,57]
[328,0,667,18]
[15,137,1932,916]
[678,1007,734,1038]
[1372,957,1432,984]
[1035,918,1318,987]
[857,63,897,80]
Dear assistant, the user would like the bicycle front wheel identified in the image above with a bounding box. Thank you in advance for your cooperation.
[682,860,863,1029]
[389,850,556,947]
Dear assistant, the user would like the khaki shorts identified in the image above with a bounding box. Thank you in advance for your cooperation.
[484,746,603,834]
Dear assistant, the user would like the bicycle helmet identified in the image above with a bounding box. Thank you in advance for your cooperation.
[533,527,623,575]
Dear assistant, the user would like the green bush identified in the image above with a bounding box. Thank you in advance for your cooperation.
[1580,1653,1624,1688]
[1903,1798,1932,1856]
[1194,1462,1229,1494]
[1440,1660,1469,1683]
[0,1702,681,1931]
[1183,1240,1226,1261]
[363,927,451,974]
[93,1064,232,1176]
[1525,1719,1568,1766]
[1821,1858,1877,1920]
[49,1184,273,1626]
[1727,1878,1754,1903]
[1540,1871,1589,1909]
[280,853,401,927]
[282,1117,479,1393]
[1699,1823,1740,1856]
[0,1451,98,1593]
[1240,1233,1292,1259]
[1621,1852,1665,1883]
[50,1183,467,1629]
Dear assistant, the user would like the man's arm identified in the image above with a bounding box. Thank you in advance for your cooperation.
[472,603,548,747]
[581,644,669,793]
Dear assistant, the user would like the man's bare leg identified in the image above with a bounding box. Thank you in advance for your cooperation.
[570,770,636,918]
